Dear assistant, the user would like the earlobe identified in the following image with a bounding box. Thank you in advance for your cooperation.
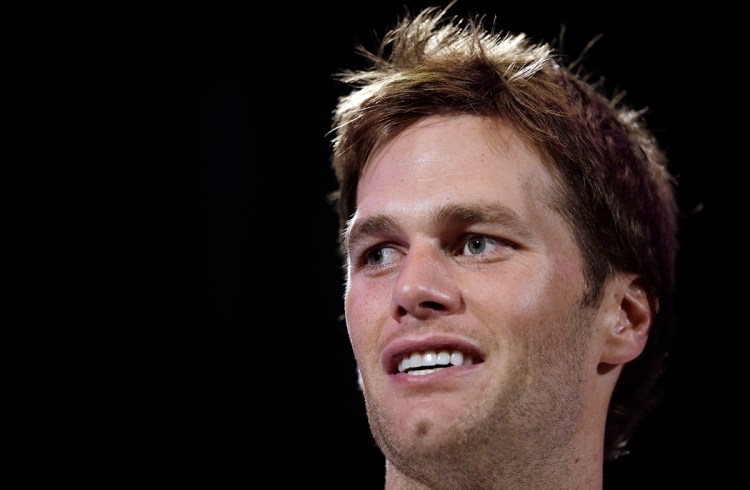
[600,276,652,365]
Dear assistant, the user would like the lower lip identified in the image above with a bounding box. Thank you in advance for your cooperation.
[389,362,481,385]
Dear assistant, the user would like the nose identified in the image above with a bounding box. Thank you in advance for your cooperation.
[389,245,462,321]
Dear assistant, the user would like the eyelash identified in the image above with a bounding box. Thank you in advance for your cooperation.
[356,234,514,271]
[358,244,401,270]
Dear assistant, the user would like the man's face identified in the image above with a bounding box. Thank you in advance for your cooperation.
[343,115,607,475]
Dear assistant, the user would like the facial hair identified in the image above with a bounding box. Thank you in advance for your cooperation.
[360,303,598,489]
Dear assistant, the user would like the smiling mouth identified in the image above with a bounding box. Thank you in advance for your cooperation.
[397,349,480,375]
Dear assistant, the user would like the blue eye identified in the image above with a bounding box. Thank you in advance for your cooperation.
[366,248,384,265]
[366,246,398,266]
[465,236,489,255]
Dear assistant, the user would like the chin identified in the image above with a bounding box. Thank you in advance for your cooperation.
[372,402,471,458]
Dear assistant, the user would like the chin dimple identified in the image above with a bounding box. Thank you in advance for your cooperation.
[398,349,474,374]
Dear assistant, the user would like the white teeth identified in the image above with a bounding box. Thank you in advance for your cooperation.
[409,352,422,368]
[423,350,437,366]
[450,351,463,366]
[436,350,451,365]
[399,357,410,372]
[410,367,440,376]
[398,349,475,373]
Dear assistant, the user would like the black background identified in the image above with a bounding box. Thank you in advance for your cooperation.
[3,1,747,488]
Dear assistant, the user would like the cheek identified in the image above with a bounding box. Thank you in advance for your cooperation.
[344,280,391,355]
[468,264,581,338]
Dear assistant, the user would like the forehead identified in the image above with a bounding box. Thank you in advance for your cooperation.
[356,115,556,218]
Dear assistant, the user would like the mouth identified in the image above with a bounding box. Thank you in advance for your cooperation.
[384,339,485,376]
[397,348,479,375]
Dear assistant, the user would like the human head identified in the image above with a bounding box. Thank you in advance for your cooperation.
[328,4,678,466]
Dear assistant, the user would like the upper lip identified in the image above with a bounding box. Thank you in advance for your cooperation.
[381,333,485,375]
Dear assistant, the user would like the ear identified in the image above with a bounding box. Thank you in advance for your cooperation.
[600,275,652,365]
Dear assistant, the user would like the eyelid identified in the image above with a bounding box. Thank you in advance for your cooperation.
[457,233,516,256]
[346,236,383,262]
[350,233,517,271]
[355,242,403,271]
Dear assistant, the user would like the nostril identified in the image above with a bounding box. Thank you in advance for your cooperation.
[419,301,446,311]
[396,302,445,317]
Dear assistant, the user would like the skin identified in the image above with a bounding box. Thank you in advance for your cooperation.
[343,115,651,489]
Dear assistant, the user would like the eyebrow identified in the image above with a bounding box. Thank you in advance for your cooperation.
[344,202,533,254]
[432,203,532,238]
[344,214,402,256]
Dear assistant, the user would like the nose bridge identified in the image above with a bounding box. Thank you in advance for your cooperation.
[390,241,461,320]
